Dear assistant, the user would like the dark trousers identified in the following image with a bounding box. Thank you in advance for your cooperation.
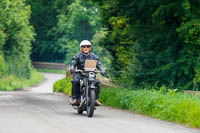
[71,74,101,100]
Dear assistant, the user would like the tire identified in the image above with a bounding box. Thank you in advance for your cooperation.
[87,89,95,117]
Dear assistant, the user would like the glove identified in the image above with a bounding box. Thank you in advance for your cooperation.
[70,69,75,74]
[101,71,108,77]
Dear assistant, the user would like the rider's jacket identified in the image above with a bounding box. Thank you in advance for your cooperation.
[70,52,104,72]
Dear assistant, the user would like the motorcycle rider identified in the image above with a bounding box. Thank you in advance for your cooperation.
[70,40,107,106]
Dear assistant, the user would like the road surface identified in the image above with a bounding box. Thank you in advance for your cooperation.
[0,73,199,133]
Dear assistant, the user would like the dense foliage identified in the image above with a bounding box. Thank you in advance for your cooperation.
[0,0,44,91]
[53,77,72,96]
[0,54,7,77]
[92,0,200,90]
[0,0,34,78]
[1,0,199,91]
[26,0,71,62]
[28,0,112,67]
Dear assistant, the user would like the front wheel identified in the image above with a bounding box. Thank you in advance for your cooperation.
[86,89,95,117]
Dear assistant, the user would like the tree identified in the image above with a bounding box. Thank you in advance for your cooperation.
[53,0,102,64]
[91,28,112,70]
[93,0,200,90]
[26,0,71,62]
[28,0,103,64]
[0,0,34,78]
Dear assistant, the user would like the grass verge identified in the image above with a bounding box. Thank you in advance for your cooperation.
[36,68,66,74]
[99,87,200,128]
[0,69,45,91]
[53,78,200,128]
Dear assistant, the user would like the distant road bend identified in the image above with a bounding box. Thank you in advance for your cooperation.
[0,73,199,133]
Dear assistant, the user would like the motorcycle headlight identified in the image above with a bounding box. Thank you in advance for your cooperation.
[89,72,96,81]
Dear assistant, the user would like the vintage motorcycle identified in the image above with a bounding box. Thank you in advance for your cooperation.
[70,69,102,117]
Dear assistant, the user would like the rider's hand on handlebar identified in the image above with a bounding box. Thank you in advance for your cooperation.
[76,69,83,72]
[70,69,75,74]
[101,71,108,77]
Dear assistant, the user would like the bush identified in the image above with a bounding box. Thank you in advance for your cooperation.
[0,0,34,78]
[53,76,200,128]
[53,77,72,96]
[0,75,22,91]
[99,87,200,128]
[0,54,7,76]
[0,70,44,91]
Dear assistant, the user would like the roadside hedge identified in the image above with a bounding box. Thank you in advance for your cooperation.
[0,0,34,78]
[53,77,200,128]
[0,70,44,91]
[53,77,72,96]
[0,54,7,76]
[99,87,200,128]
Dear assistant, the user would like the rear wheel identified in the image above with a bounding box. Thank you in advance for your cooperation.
[86,89,95,117]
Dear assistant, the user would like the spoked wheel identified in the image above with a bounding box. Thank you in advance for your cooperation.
[86,89,95,117]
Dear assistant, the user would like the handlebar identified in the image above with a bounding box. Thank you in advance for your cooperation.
[74,69,109,77]
[75,69,102,74]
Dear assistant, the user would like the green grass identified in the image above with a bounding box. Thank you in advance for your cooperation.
[99,87,200,128]
[53,77,200,128]
[0,69,45,91]
[22,70,45,88]
[36,68,66,74]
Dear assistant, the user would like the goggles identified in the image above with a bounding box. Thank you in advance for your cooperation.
[81,45,91,48]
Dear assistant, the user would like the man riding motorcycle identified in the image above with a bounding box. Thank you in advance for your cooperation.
[70,40,107,106]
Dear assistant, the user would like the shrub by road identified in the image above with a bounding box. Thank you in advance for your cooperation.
[53,77,200,128]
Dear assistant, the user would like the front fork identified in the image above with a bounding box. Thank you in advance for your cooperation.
[79,80,96,107]
[86,81,96,105]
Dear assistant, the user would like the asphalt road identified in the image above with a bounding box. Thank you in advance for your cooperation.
[0,73,199,133]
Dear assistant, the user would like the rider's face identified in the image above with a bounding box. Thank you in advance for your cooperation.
[81,45,91,54]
